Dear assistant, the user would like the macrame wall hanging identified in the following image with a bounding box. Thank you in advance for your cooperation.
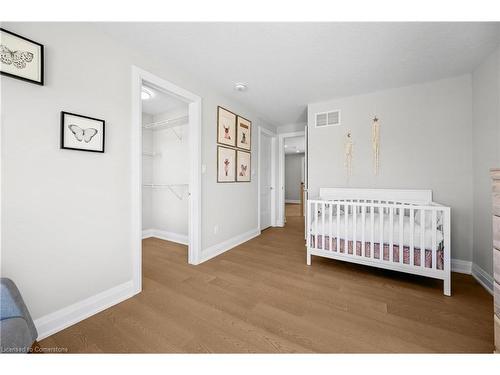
[372,116,380,175]
[344,130,353,180]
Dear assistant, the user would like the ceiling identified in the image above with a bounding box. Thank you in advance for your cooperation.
[284,136,305,154]
[141,84,187,115]
[100,22,500,126]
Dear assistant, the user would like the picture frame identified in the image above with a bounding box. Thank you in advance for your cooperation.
[60,111,105,153]
[236,115,252,150]
[0,28,44,86]
[217,106,236,147]
[217,146,236,183]
[236,150,251,182]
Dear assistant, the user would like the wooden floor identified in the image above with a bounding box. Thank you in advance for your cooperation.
[41,212,494,353]
[285,202,302,217]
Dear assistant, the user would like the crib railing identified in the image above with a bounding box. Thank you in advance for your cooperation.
[306,199,451,276]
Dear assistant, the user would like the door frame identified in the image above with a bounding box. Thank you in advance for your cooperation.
[257,126,277,231]
[131,66,202,294]
[277,130,305,226]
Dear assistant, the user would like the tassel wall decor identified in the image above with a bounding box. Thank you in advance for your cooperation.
[344,130,353,181]
[372,116,380,175]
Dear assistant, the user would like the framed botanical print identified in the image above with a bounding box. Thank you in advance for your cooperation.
[0,28,44,85]
[217,146,236,182]
[217,106,236,147]
[236,116,251,150]
[61,111,105,153]
[236,150,251,182]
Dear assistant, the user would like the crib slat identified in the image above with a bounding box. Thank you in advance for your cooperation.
[321,202,326,250]
[306,201,311,248]
[399,207,404,264]
[345,204,349,255]
[379,205,384,260]
[420,209,425,268]
[361,205,366,257]
[353,202,357,256]
[410,208,415,266]
[370,206,375,259]
[314,202,319,249]
[389,207,394,262]
[336,204,340,252]
[432,210,437,270]
[329,203,333,251]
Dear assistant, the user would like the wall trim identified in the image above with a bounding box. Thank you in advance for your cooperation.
[450,259,494,295]
[451,259,472,274]
[131,65,203,295]
[471,263,494,295]
[285,199,301,204]
[257,126,277,230]
[199,228,260,263]
[34,280,136,340]
[142,228,188,245]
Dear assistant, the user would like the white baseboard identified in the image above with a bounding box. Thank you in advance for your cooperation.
[142,228,188,245]
[200,228,260,263]
[450,259,493,295]
[285,199,301,204]
[142,228,154,239]
[451,259,472,274]
[34,280,136,340]
[471,263,494,295]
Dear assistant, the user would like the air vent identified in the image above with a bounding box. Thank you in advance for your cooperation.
[315,110,341,127]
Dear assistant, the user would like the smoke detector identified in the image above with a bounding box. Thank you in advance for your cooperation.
[234,83,248,92]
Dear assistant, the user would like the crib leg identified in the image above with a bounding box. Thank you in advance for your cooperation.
[443,276,451,296]
[306,251,311,266]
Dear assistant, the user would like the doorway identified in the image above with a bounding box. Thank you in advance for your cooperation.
[278,130,306,228]
[131,66,202,294]
[258,126,276,231]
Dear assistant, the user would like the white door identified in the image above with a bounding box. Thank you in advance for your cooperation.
[304,125,308,237]
[260,132,272,230]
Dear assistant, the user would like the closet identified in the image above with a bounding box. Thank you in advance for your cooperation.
[142,84,190,247]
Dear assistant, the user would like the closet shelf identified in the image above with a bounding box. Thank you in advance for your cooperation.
[142,184,189,200]
[143,115,187,141]
[142,152,161,157]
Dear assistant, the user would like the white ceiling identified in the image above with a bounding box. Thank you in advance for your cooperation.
[100,22,500,126]
[141,84,187,115]
[284,136,305,154]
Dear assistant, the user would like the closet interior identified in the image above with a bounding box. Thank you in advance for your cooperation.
[141,83,190,250]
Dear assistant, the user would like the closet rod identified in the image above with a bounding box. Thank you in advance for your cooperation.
[142,184,188,200]
[143,115,188,129]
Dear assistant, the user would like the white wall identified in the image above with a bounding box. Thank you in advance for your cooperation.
[278,122,306,134]
[0,22,275,324]
[142,113,153,230]
[307,75,474,263]
[472,46,500,277]
[285,153,304,201]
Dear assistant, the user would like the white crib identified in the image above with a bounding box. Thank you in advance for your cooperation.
[306,188,451,296]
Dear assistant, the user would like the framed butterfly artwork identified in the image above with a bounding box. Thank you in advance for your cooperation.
[0,28,44,86]
[60,111,105,153]
[236,150,251,182]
